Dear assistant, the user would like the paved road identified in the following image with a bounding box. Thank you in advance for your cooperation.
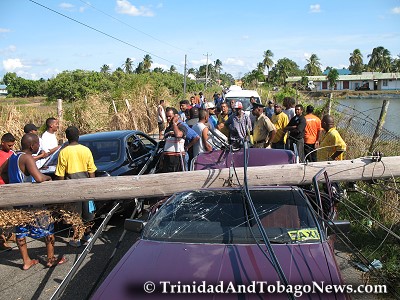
[0,210,139,300]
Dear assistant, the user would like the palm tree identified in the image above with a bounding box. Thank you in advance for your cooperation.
[349,49,364,74]
[368,46,391,72]
[257,62,265,73]
[122,58,133,74]
[169,65,177,73]
[214,59,222,81]
[143,54,153,72]
[262,50,274,73]
[135,62,144,74]
[100,64,111,74]
[327,68,339,90]
[304,54,322,76]
[392,54,400,72]
[187,68,197,76]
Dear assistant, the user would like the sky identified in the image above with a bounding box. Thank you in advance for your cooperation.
[1,0,400,81]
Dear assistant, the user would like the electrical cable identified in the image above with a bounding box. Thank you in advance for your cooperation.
[28,0,183,67]
[240,140,295,300]
[77,0,197,55]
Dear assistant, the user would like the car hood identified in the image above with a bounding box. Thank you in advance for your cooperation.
[93,240,345,299]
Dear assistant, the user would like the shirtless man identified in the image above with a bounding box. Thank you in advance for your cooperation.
[0,134,66,270]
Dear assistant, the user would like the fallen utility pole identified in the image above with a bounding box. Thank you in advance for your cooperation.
[0,156,399,207]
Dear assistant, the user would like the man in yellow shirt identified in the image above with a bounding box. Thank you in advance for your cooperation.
[317,115,347,161]
[55,126,97,247]
[271,103,289,149]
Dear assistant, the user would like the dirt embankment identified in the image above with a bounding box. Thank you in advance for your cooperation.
[302,90,400,100]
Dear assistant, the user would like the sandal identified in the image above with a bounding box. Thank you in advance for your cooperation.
[47,256,68,268]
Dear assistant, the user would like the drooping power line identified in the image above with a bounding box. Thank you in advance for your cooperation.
[28,0,183,67]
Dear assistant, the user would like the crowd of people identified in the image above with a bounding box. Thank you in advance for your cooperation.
[0,118,97,270]
[0,93,347,270]
[156,93,347,173]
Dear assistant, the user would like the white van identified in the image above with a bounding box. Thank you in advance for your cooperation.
[223,88,261,115]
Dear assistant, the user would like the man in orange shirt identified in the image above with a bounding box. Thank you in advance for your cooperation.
[304,105,322,162]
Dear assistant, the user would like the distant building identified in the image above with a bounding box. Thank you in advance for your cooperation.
[0,84,7,96]
[322,68,352,76]
[286,72,400,91]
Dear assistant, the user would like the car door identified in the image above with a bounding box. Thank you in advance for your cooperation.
[126,134,155,175]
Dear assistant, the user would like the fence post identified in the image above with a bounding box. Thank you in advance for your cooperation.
[57,99,63,143]
[112,100,118,114]
[368,99,389,154]
[125,99,138,129]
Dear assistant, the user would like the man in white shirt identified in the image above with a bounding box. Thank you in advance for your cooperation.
[41,117,61,157]
[23,123,48,168]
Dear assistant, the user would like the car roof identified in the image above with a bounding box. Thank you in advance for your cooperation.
[79,130,141,141]
[224,89,261,98]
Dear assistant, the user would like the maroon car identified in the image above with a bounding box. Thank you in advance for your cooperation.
[93,181,349,299]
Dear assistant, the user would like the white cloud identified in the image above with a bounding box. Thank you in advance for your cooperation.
[310,4,321,13]
[151,62,167,70]
[190,59,208,66]
[156,3,163,9]
[0,28,11,33]
[391,7,400,14]
[59,2,75,11]
[241,35,249,40]
[224,58,245,66]
[116,0,154,17]
[3,58,25,72]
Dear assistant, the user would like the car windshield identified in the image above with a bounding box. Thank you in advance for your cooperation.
[225,97,260,111]
[142,189,320,244]
[44,139,120,167]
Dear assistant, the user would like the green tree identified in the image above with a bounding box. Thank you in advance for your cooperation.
[3,72,17,86]
[100,64,111,74]
[326,68,339,90]
[187,68,197,76]
[135,62,144,74]
[262,49,274,76]
[367,46,391,72]
[269,58,301,86]
[214,59,223,81]
[143,54,153,72]
[169,65,177,73]
[392,54,400,72]
[349,49,364,74]
[304,54,322,75]
[123,58,134,74]
[153,67,164,73]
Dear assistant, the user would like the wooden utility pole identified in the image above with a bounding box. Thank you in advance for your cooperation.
[1,157,399,207]
[183,54,187,97]
[368,99,389,154]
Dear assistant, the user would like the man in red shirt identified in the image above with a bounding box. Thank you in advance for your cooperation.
[0,133,15,184]
[0,133,15,250]
[304,105,322,162]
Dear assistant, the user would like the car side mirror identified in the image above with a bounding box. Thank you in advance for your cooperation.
[124,219,146,233]
[327,220,350,236]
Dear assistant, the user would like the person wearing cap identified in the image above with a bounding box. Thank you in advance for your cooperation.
[284,104,306,162]
[251,103,276,148]
[23,123,48,168]
[304,105,322,162]
[225,101,252,149]
[204,102,218,129]
[271,103,289,149]
[265,100,275,119]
